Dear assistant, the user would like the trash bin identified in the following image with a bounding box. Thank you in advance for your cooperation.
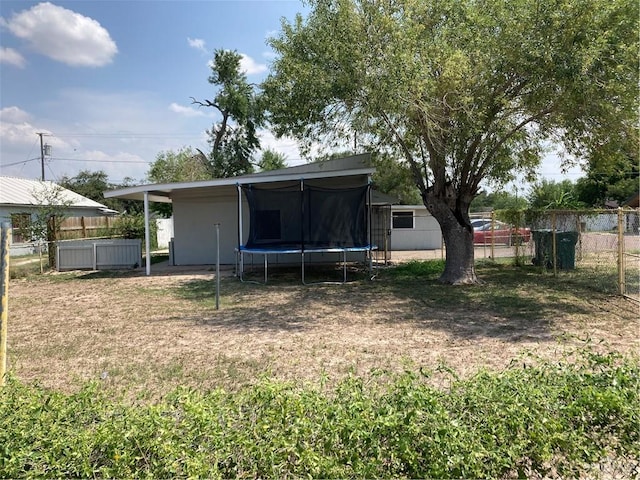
[532,230,579,270]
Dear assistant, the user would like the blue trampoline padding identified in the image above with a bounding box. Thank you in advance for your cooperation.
[238,245,376,254]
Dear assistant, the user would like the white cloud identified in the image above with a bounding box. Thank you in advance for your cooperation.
[262,50,277,61]
[0,47,26,68]
[2,2,117,67]
[169,102,209,118]
[187,37,207,53]
[239,53,267,75]
[0,90,216,182]
[257,129,304,166]
[0,106,31,123]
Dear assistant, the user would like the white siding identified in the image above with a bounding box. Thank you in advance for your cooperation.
[391,206,442,250]
[171,193,243,265]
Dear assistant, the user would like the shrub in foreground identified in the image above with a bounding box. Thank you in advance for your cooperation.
[0,349,638,478]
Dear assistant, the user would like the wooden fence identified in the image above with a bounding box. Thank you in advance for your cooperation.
[58,216,115,240]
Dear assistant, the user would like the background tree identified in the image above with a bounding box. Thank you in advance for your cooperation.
[258,149,287,171]
[59,170,143,215]
[192,49,265,178]
[263,0,638,284]
[471,191,528,212]
[371,152,422,205]
[147,147,212,183]
[313,149,422,204]
[574,124,639,207]
[24,183,73,269]
[59,170,110,204]
[528,179,585,210]
[146,147,215,217]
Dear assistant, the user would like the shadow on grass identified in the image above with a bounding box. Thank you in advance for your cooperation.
[168,260,613,343]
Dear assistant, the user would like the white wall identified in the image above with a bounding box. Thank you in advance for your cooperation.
[171,192,243,265]
[390,205,442,250]
[156,218,174,248]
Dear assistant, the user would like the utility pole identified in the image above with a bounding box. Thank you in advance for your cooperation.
[37,132,45,181]
[36,132,52,181]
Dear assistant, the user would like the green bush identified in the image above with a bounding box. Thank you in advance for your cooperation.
[111,214,158,249]
[1,349,638,478]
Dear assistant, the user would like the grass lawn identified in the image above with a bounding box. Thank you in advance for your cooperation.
[3,259,639,478]
[6,259,638,398]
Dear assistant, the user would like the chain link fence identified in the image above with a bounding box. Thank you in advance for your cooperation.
[472,208,640,301]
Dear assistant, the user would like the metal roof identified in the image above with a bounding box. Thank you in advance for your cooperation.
[0,176,109,210]
[104,153,376,203]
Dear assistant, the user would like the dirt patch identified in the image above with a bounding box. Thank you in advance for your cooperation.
[6,265,639,398]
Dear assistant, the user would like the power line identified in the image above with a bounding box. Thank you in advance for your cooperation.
[0,158,40,168]
[48,157,150,164]
[52,132,205,139]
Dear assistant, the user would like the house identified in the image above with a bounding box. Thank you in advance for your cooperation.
[105,154,393,274]
[390,204,443,250]
[0,176,114,255]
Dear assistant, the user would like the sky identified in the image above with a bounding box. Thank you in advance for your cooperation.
[0,0,583,190]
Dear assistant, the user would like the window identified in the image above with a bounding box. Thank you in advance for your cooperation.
[255,210,281,240]
[10,213,32,243]
[392,211,414,229]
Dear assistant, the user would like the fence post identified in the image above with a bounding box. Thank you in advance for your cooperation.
[0,223,11,387]
[618,207,625,296]
[552,211,557,276]
[490,210,495,259]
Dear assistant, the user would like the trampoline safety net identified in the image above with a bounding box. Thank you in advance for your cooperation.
[242,184,369,249]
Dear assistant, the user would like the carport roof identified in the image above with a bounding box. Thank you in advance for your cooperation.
[104,153,375,203]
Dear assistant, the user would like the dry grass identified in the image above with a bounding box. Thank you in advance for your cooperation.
[6,260,639,399]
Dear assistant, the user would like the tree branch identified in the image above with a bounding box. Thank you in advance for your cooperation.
[190,97,222,114]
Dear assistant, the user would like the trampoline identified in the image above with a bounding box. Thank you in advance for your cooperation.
[236,180,376,284]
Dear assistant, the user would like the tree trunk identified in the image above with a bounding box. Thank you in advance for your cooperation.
[439,221,478,285]
[47,216,57,269]
[423,189,480,285]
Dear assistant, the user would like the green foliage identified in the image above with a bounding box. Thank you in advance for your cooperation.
[146,147,213,217]
[263,0,638,284]
[575,126,639,207]
[193,49,265,178]
[147,147,212,184]
[1,348,638,478]
[257,148,287,171]
[371,152,422,204]
[471,190,528,212]
[59,170,143,215]
[111,214,157,248]
[59,170,110,205]
[528,179,586,210]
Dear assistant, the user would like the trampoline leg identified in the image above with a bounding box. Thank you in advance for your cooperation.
[301,252,306,285]
[239,251,245,282]
[343,249,347,283]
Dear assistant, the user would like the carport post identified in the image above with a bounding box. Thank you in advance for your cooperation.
[215,223,220,310]
[144,191,151,276]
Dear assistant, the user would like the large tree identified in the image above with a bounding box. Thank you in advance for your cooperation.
[192,49,265,178]
[262,0,638,284]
